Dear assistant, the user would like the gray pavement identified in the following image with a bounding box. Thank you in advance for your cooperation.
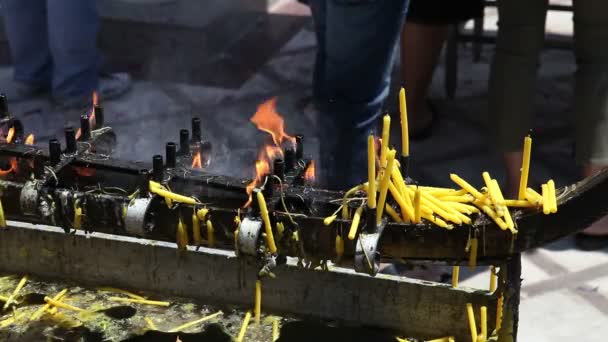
[1,1,607,340]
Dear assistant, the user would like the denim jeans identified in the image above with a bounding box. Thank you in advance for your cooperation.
[488,0,608,166]
[308,0,409,190]
[2,0,100,99]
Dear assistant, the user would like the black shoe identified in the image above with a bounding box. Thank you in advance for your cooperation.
[574,233,608,251]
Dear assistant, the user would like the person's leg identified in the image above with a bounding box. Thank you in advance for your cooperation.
[488,0,548,196]
[46,0,100,102]
[311,0,409,190]
[400,22,448,135]
[572,0,608,240]
[1,0,52,99]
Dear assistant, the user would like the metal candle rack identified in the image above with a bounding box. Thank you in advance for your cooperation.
[1,93,607,341]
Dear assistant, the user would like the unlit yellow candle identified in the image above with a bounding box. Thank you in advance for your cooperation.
[468,238,478,271]
[380,114,391,168]
[466,303,478,342]
[254,280,262,324]
[31,288,67,321]
[399,88,409,157]
[3,275,27,310]
[525,188,543,206]
[192,213,202,245]
[368,134,377,208]
[206,220,215,247]
[168,311,223,332]
[450,174,486,201]
[257,191,277,253]
[452,266,460,288]
[376,149,396,224]
[414,188,422,224]
[480,306,488,341]
[547,179,557,213]
[541,184,550,215]
[388,181,413,221]
[492,179,516,233]
[489,266,497,292]
[518,136,532,199]
[44,296,85,312]
[348,206,363,240]
[496,295,504,331]
[237,311,252,342]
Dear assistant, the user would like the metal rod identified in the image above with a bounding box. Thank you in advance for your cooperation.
[0,94,8,118]
[49,139,61,165]
[93,105,104,129]
[33,154,45,179]
[138,169,150,197]
[79,115,91,140]
[64,127,77,153]
[295,135,303,159]
[192,117,201,143]
[273,158,285,181]
[284,148,295,172]
[152,155,164,182]
[179,129,189,155]
[165,142,177,168]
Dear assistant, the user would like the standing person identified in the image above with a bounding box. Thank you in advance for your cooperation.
[488,0,608,249]
[0,0,131,109]
[400,0,483,139]
[307,0,409,190]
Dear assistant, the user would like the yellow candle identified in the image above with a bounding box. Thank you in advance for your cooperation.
[348,206,363,240]
[236,311,252,342]
[414,188,422,224]
[489,266,497,292]
[254,280,262,324]
[3,275,27,310]
[421,212,451,229]
[450,174,487,202]
[503,199,535,208]
[452,266,460,288]
[0,198,6,228]
[44,296,86,312]
[482,172,500,207]
[335,234,344,259]
[192,213,202,246]
[466,303,478,342]
[273,318,280,341]
[468,238,478,270]
[168,311,223,332]
[323,215,337,226]
[496,295,504,330]
[197,208,209,221]
[525,188,543,206]
[31,288,68,321]
[388,181,413,221]
[206,219,215,247]
[518,136,532,199]
[108,297,170,307]
[385,204,403,223]
[176,217,189,250]
[492,179,516,233]
[367,134,377,208]
[145,317,158,330]
[541,184,550,215]
[380,114,391,168]
[257,191,277,253]
[399,88,409,157]
[376,149,396,224]
[547,179,557,213]
[480,306,488,341]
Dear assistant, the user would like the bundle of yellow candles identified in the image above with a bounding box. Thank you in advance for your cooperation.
[327,89,559,237]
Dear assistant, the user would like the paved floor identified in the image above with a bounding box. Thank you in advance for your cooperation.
[1,1,607,340]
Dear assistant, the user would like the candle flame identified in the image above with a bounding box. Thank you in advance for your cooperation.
[6,127,15,144]
[93,91,99,107]
[250,97,296,148]
[25,134,35,145]
[0,158,17,176]
[244,157,271,207]
[73,166,96,177]
[304,160,315,183]
[192,151,202,169]
[75,92,99,139]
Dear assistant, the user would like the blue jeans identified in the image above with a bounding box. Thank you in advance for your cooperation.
[308,0,409,190]
[2,0,100,99]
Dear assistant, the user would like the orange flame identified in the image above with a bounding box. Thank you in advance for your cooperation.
[192,151,202,169]
[74,166,96,177]
[75,92,98,140]
[304,160,315,183]
[250,98,296,147]
[0,158,17,176]
[25,134,34,145]
[6,127,15,144]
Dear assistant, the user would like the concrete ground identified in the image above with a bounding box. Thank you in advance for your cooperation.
[1,0,607,340]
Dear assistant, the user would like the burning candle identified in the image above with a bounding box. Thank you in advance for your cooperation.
[380,115,391,168]
[399,88,409,157]
[414,187,422,224]
[376,149,396,224]
[367,134,377,209]
[255,280,262,324]
[518,136,532,200]
[466,303,478,342]
[256,191,277,253]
